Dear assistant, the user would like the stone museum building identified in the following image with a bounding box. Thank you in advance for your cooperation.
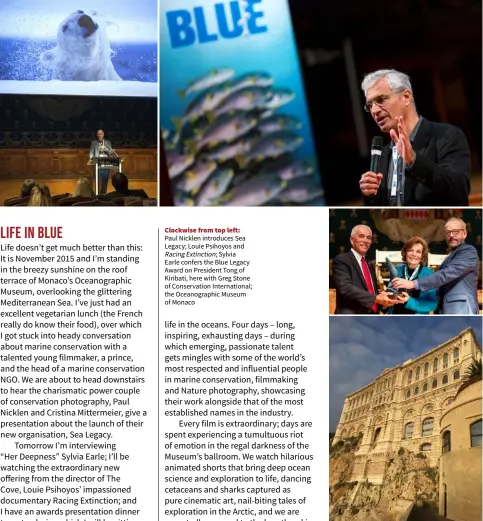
[332,328,482,490]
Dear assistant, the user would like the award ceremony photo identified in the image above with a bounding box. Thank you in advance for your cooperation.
[328,209,482,315]
[0,0,158,207]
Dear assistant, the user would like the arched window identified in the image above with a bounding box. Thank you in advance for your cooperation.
[442,374,448,385]
[422,418,434,437]
[433,358,438,373]
[408,370,413,384]
[442,431,451,453]
[420,443,431,451]
[453,370,460,381]
[414,386,419,395]
[424,362,429,376]
[443,353,449,368]
[432,379,437,389]
[423,383,428,393]
[404,422,414,440]
[373,427,381,444]
[470,420,482,447]
[416,367,421,380]
[453,348,459,363]
[406,389,411,398]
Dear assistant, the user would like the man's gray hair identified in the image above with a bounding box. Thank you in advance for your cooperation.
[351,224,372,237]
[445,217,466,231]
[361,69,413,96]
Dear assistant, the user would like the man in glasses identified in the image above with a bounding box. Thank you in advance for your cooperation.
[359,69,471,206]
[392,218,478,314]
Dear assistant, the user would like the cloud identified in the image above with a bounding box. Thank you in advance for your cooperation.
[329,316,482,431]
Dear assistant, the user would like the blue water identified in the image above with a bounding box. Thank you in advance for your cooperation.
[0,38,157,82]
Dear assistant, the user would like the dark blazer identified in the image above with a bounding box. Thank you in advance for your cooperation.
[416,243,479,314]
[333,251,379,314]
[102,189,149,200]
[363,119,471,206]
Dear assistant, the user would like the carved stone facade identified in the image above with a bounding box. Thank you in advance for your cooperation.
[332,328,482,485]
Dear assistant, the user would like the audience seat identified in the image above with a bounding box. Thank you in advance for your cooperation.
[4,196,30,206]
[52,193,71,202]
[73,199,117,206]
[57,196,95,206]
[126,199,157,206]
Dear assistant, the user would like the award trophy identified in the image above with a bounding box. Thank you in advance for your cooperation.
[386,257,410,300]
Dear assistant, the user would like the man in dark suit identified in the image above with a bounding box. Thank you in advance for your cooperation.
[89,129,117,195]
[333,224,401,314]
[102,172,149,200]
[393,218,479,314]
[359,69,470,206]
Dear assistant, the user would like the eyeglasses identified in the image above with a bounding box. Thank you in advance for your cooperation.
[445,229,465,236]
[364,91,402,112]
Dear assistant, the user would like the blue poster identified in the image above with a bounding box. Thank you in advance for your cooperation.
[160,0,325,206]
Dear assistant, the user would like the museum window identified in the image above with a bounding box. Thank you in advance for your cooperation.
[423,383,428,393]
[470,420,482,447]
[414,386,419,395]
[420,443,431,451]
[416,367,421,380]
[433,358,438,373]
[442,431,451,453]
[443,353,448,368]
[432,379,437,389]
[453,370,460,381]
[406,389,411,398]
[404,422,414,440]
[373,427,381,444]
[408,370,413,384]
[424,362,429,377]
[453,348,459,363]
[422,417,434,437]
[442,374,448,385]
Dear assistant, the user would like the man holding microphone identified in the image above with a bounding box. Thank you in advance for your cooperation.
[359,69,471,206]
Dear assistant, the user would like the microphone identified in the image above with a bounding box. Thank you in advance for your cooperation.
[105,142,118,157]
[370,136,383,173]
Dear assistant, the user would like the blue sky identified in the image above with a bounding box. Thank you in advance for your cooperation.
[329,316,482,431]
[0,0,156,42]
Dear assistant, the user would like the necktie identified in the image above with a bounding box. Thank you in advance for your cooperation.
[361,257,378,313]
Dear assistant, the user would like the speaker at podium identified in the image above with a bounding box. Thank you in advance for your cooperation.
[87,157,124,195]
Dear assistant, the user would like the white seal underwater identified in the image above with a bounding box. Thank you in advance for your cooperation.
[40,10,121,81]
